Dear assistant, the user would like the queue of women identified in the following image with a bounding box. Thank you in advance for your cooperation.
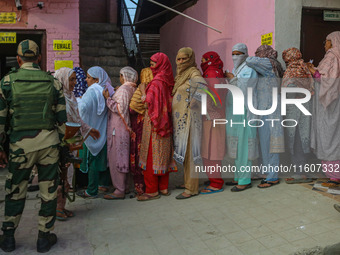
[52,31,340,220]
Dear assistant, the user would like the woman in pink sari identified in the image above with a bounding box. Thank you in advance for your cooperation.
[103,67,138,199]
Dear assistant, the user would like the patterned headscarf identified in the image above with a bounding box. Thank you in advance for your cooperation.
[73,67,88,97]
[54,67,91,136]
[255,45,284,78]
[282,47,314,92]
[54,67,78,118]
[130,67,153,115]
[201,51,224,78]
[120,66,138,83]
[173,47,199,95]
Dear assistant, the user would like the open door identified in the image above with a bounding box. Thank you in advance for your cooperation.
[0,30,46,80]
[301,8,340,66]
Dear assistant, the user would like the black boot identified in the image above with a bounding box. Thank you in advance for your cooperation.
[0,234,16,252]
[36,231,57,253]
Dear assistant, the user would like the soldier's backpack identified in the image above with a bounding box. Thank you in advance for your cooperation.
[8,68,56,131]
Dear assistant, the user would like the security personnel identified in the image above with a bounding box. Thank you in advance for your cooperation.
[0,39,67,253]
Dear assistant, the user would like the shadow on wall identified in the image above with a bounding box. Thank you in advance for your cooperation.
[208,38,233,71]
[160,0,208,73]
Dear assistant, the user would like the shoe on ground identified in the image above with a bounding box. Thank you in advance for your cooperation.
[0,235,15,252]
[37,231,57,253]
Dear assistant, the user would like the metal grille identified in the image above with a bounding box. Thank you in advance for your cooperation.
[119,0,145,68]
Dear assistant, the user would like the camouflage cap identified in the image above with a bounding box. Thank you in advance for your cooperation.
[17,39,39,57]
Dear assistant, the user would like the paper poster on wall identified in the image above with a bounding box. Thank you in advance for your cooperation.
[54,60,73,70]
[53,40,72,51]
[0,32,16,43]
[0,12,16,24]
[261,32,273,46]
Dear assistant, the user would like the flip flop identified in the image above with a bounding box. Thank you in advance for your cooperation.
[56,210,67,221]
[98,186,109,193]
[322,180,340,188]
[76,190,97,199]
[63,209,74,218]
[257,179,280,189]
[103,193,125,200]
[334,204,340,213]
[137,193,161,202]
[231,184,252,192]
[160,191,171,196]
[200,188,224,194]
[175,193,198,199]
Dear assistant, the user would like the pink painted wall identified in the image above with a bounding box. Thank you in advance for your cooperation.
[160,0,275,72]
[0,0,79,72]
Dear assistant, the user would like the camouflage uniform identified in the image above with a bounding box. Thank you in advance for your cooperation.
[0,59,66,235]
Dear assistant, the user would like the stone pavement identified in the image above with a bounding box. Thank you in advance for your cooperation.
[0,168,340,255]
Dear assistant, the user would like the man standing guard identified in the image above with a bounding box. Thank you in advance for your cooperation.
[0,39,67,253]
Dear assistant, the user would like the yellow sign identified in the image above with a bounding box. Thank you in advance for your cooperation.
[54,60,74,71]
[0,32,16,44]
[53,40,72,51]
[261,32,273,46]
[0,12,16,24]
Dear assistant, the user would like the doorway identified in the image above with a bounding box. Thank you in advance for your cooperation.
[0,30,46,80]
[301,8,340,66]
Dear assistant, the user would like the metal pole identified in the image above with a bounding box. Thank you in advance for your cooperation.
[133,0,193,26]
[147,0,222,33]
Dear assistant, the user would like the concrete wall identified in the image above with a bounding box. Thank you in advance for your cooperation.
[160,0,275,72]
[275,0,340,64]
[0,0,80,72]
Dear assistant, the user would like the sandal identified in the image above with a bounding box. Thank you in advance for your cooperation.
[322,180,340,188]
[76,190,97,199]
[334,204,340,213]
[56,210,67,221]
[103,193,125,200]
[200,188,224,194]
[285,178,313,184]
[63,209,74,218]
[98,186,109,193]
[231,184,252,192]
[257,179,280,189]
[225,181,238,186]
[160,190,171,196]
[137,193,160,202]
[175,193,198,199]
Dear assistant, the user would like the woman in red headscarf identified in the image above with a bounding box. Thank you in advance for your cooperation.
[138,53,177,201]
[200,51,227,194]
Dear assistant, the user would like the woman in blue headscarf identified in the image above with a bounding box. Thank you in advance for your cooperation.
[225,43,259,192]
[76,66,111,198]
